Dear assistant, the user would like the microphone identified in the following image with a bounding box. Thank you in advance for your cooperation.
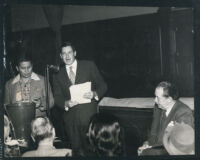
[48,65,60,72]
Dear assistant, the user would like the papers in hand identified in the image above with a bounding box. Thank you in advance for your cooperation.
[69,82,91,104]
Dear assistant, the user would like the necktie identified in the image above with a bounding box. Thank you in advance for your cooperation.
[162,110,167,122]
[69,66,75,84]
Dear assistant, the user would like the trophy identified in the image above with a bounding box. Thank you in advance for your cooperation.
[6,102,36,147]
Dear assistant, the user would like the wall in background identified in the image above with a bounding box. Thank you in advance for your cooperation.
[7,8,194,97]
[11,5,158,32]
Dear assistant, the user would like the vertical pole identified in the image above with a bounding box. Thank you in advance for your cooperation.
[0,4,6,157]
[45,65,50,118]
[1,4,8,118]
[158,26,163,76]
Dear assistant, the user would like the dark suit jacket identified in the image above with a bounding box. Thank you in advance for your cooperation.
[52,60,107,151]
[148,100,194,146]
[52,60,107,110]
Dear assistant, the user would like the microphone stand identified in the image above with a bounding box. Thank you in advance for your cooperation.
[45,65,50,118]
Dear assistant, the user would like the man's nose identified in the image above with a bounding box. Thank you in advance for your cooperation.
[25,68,29,73]
[65,54,70,58]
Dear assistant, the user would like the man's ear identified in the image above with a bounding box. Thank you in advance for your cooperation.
[74,51,77,57]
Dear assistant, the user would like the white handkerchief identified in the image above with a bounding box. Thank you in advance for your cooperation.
[69,82,91,104]
[168,121,175,127]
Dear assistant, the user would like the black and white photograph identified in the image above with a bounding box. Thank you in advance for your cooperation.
[0,1,199,159]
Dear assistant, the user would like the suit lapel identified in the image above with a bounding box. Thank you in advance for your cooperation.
[163,101,178,126]
[75,61,83,84]
[59,67,72,89]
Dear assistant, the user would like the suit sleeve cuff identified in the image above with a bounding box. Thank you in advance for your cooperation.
[93,91,99,101]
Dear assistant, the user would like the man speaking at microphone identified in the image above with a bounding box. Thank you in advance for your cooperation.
[52,42,107,155]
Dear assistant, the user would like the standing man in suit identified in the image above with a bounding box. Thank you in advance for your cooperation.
[138,81,194,155]
[52,42,107,155]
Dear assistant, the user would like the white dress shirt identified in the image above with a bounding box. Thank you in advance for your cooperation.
[165,102,175,117]
[65,60,77,77]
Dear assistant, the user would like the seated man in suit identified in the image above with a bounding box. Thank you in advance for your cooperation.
[52,42,107,155]
[138,81,194,155]
[22,117,72,157]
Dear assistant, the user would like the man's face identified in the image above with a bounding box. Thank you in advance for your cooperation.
[60,46,76,66]
[154,87,170,110]
[17,61,33,78]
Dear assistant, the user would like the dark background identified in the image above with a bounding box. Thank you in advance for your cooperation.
[4,7,194,98]
[1,2,200,158]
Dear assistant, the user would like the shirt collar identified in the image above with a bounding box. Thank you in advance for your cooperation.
[66,60,77,69]
[165,102,175,117]
[12,72,40,84]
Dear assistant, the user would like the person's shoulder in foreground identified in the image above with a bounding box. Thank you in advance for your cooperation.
[22,148,72,157]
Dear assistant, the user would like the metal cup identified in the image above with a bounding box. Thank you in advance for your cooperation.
[6,102,36,146]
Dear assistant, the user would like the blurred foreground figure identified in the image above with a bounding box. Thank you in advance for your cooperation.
[22,117,72,157]
[163,123,194,155]
[87,113,124,156]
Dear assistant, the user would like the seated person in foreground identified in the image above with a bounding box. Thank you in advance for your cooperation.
[163,122,194,155]
[138,81,194,156]
[22,117,72,157]
[86,112,124,156]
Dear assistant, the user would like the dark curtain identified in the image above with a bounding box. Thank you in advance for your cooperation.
[43,5,64,64]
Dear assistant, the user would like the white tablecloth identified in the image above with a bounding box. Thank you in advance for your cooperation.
[99,97,194,110]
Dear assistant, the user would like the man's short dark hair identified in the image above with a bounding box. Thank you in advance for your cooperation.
[17,55,32,66]
[156,81,179,100]
[60,42,76,52]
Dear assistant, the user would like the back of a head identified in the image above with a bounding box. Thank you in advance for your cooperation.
[31,117,54,144]
[88,113,123,156]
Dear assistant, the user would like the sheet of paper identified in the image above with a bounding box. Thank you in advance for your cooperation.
[69,82,91,104]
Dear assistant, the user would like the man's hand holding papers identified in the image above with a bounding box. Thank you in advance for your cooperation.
[65,82,95,111]
[69,82,92,103]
